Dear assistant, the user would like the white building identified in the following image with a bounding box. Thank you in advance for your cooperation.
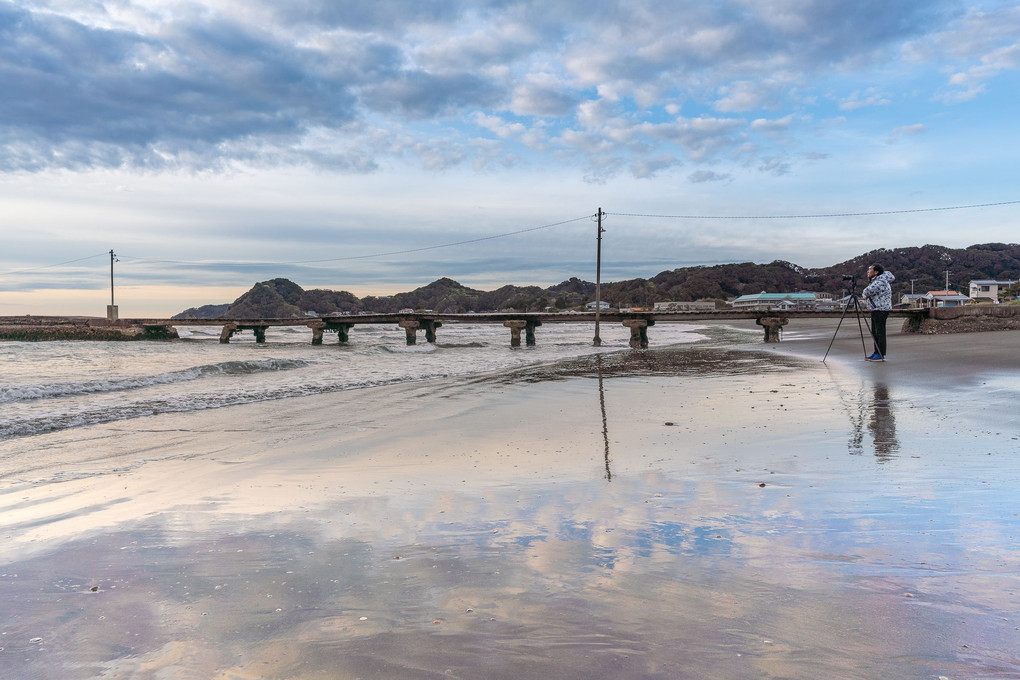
[730,292,823,311]
[969,279,1016,303]
[653,301,716,312]
[920,291,971,308]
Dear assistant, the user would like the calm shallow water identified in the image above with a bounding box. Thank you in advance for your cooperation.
[0,320,725,441]
[1,331,1019,679]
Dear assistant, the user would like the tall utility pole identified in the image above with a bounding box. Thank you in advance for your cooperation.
[107,249,119,321]
[593,208,604,347]
[944,269,952,291]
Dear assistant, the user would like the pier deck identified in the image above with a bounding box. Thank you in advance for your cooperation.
[1,308,941,347]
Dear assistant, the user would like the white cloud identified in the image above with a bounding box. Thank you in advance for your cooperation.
[510,73,579,117]
[751,114,795,134]
[715,80,776,112]
[688,169,731,183]
[839,89,891,111]
[889,123,926,138]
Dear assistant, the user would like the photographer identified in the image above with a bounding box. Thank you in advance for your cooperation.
[862,264,895,361]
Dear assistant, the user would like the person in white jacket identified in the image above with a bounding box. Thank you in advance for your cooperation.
[862,264,895,361]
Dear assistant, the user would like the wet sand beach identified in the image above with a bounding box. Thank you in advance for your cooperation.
[2,325,1020,679]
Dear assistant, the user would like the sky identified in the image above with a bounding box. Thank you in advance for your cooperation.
[2,0,1019,317]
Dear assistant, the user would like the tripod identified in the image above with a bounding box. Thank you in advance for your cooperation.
[823,278,878,362]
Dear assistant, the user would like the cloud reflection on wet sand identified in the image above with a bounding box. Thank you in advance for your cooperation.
[2,346,1019,679]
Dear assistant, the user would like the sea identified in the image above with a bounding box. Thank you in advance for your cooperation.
[0,319,740,442]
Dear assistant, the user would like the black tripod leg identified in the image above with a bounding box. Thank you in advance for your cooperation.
[853,296,870,357]
[822,297,856,362]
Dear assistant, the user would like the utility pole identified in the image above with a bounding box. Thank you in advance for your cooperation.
[593,208,604,347]
[108,249,119,321]
[944,269,952,291]
[910,279,916,295]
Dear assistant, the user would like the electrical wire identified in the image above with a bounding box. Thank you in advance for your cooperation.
[117,214,594,267]
[0,252,110,277]
[606,200,1020,220]
[5,198,1019,277]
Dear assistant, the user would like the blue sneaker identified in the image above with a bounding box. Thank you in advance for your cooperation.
[866,353,885,362]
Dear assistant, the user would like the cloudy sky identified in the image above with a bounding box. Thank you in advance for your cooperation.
[2,0,1019,316]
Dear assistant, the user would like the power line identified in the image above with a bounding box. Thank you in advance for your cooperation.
[5,198,1019,277]
[119,214,594,267]
[607,199,1020,220]
[283,214,594,264]
[0,252,110,277]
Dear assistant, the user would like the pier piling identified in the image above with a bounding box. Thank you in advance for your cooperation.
[756,317,788,342]
[622,319,649,349]
[399,319,420,345]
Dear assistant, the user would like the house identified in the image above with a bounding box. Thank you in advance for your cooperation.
[730,292,822,311]
[969,279,1017,303]
[585,300,611,310]
[899,294,925,308]
[919,290,971,308]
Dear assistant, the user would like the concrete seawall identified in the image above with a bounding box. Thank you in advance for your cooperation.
[0,318,179,341]
[912,304,1020,334]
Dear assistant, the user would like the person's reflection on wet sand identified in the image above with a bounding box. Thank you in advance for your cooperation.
[847,382,898,460]
[868,383,898,461]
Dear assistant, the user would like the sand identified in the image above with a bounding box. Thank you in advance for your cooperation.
[2,324,1019,679]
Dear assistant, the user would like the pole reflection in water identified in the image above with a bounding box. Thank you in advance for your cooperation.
[596,353,611,481]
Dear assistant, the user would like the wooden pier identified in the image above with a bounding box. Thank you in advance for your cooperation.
[1,308,937,348]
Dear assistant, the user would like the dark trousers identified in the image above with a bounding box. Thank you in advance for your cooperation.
[871,310,889,357]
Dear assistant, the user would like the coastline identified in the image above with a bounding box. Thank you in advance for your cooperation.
[2,328,1019,678]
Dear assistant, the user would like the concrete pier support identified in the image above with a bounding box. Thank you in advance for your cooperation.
[756,317,788,342]
[398,319,420,345]
[336,323,353,344]
[422,319,442,343]
[622,319,649,349]
[525,319,541,346]
[219,323,238,344]
[504,320,527,347]
[308,321,326,345]
[252,326,267,344]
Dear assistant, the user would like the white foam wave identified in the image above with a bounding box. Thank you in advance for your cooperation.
[0,358,312,404]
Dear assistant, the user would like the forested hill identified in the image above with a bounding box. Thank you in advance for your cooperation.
[172,243,1020,318]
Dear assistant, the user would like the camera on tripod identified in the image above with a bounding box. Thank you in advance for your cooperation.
[841,274,857,288]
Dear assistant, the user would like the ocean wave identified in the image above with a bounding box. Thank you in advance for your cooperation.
[379,344,438,354]
[0,373,432,440]
[0,358,312,405]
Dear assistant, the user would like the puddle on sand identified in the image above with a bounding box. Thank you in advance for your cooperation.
[2,459,1018,680]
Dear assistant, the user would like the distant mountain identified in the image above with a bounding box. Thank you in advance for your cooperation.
[173,303,231,320]
[173,243,1020,318]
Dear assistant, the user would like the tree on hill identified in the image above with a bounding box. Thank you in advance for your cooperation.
[224,279,363,318]
[175,242,1020,318]
[172,303,231,320]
